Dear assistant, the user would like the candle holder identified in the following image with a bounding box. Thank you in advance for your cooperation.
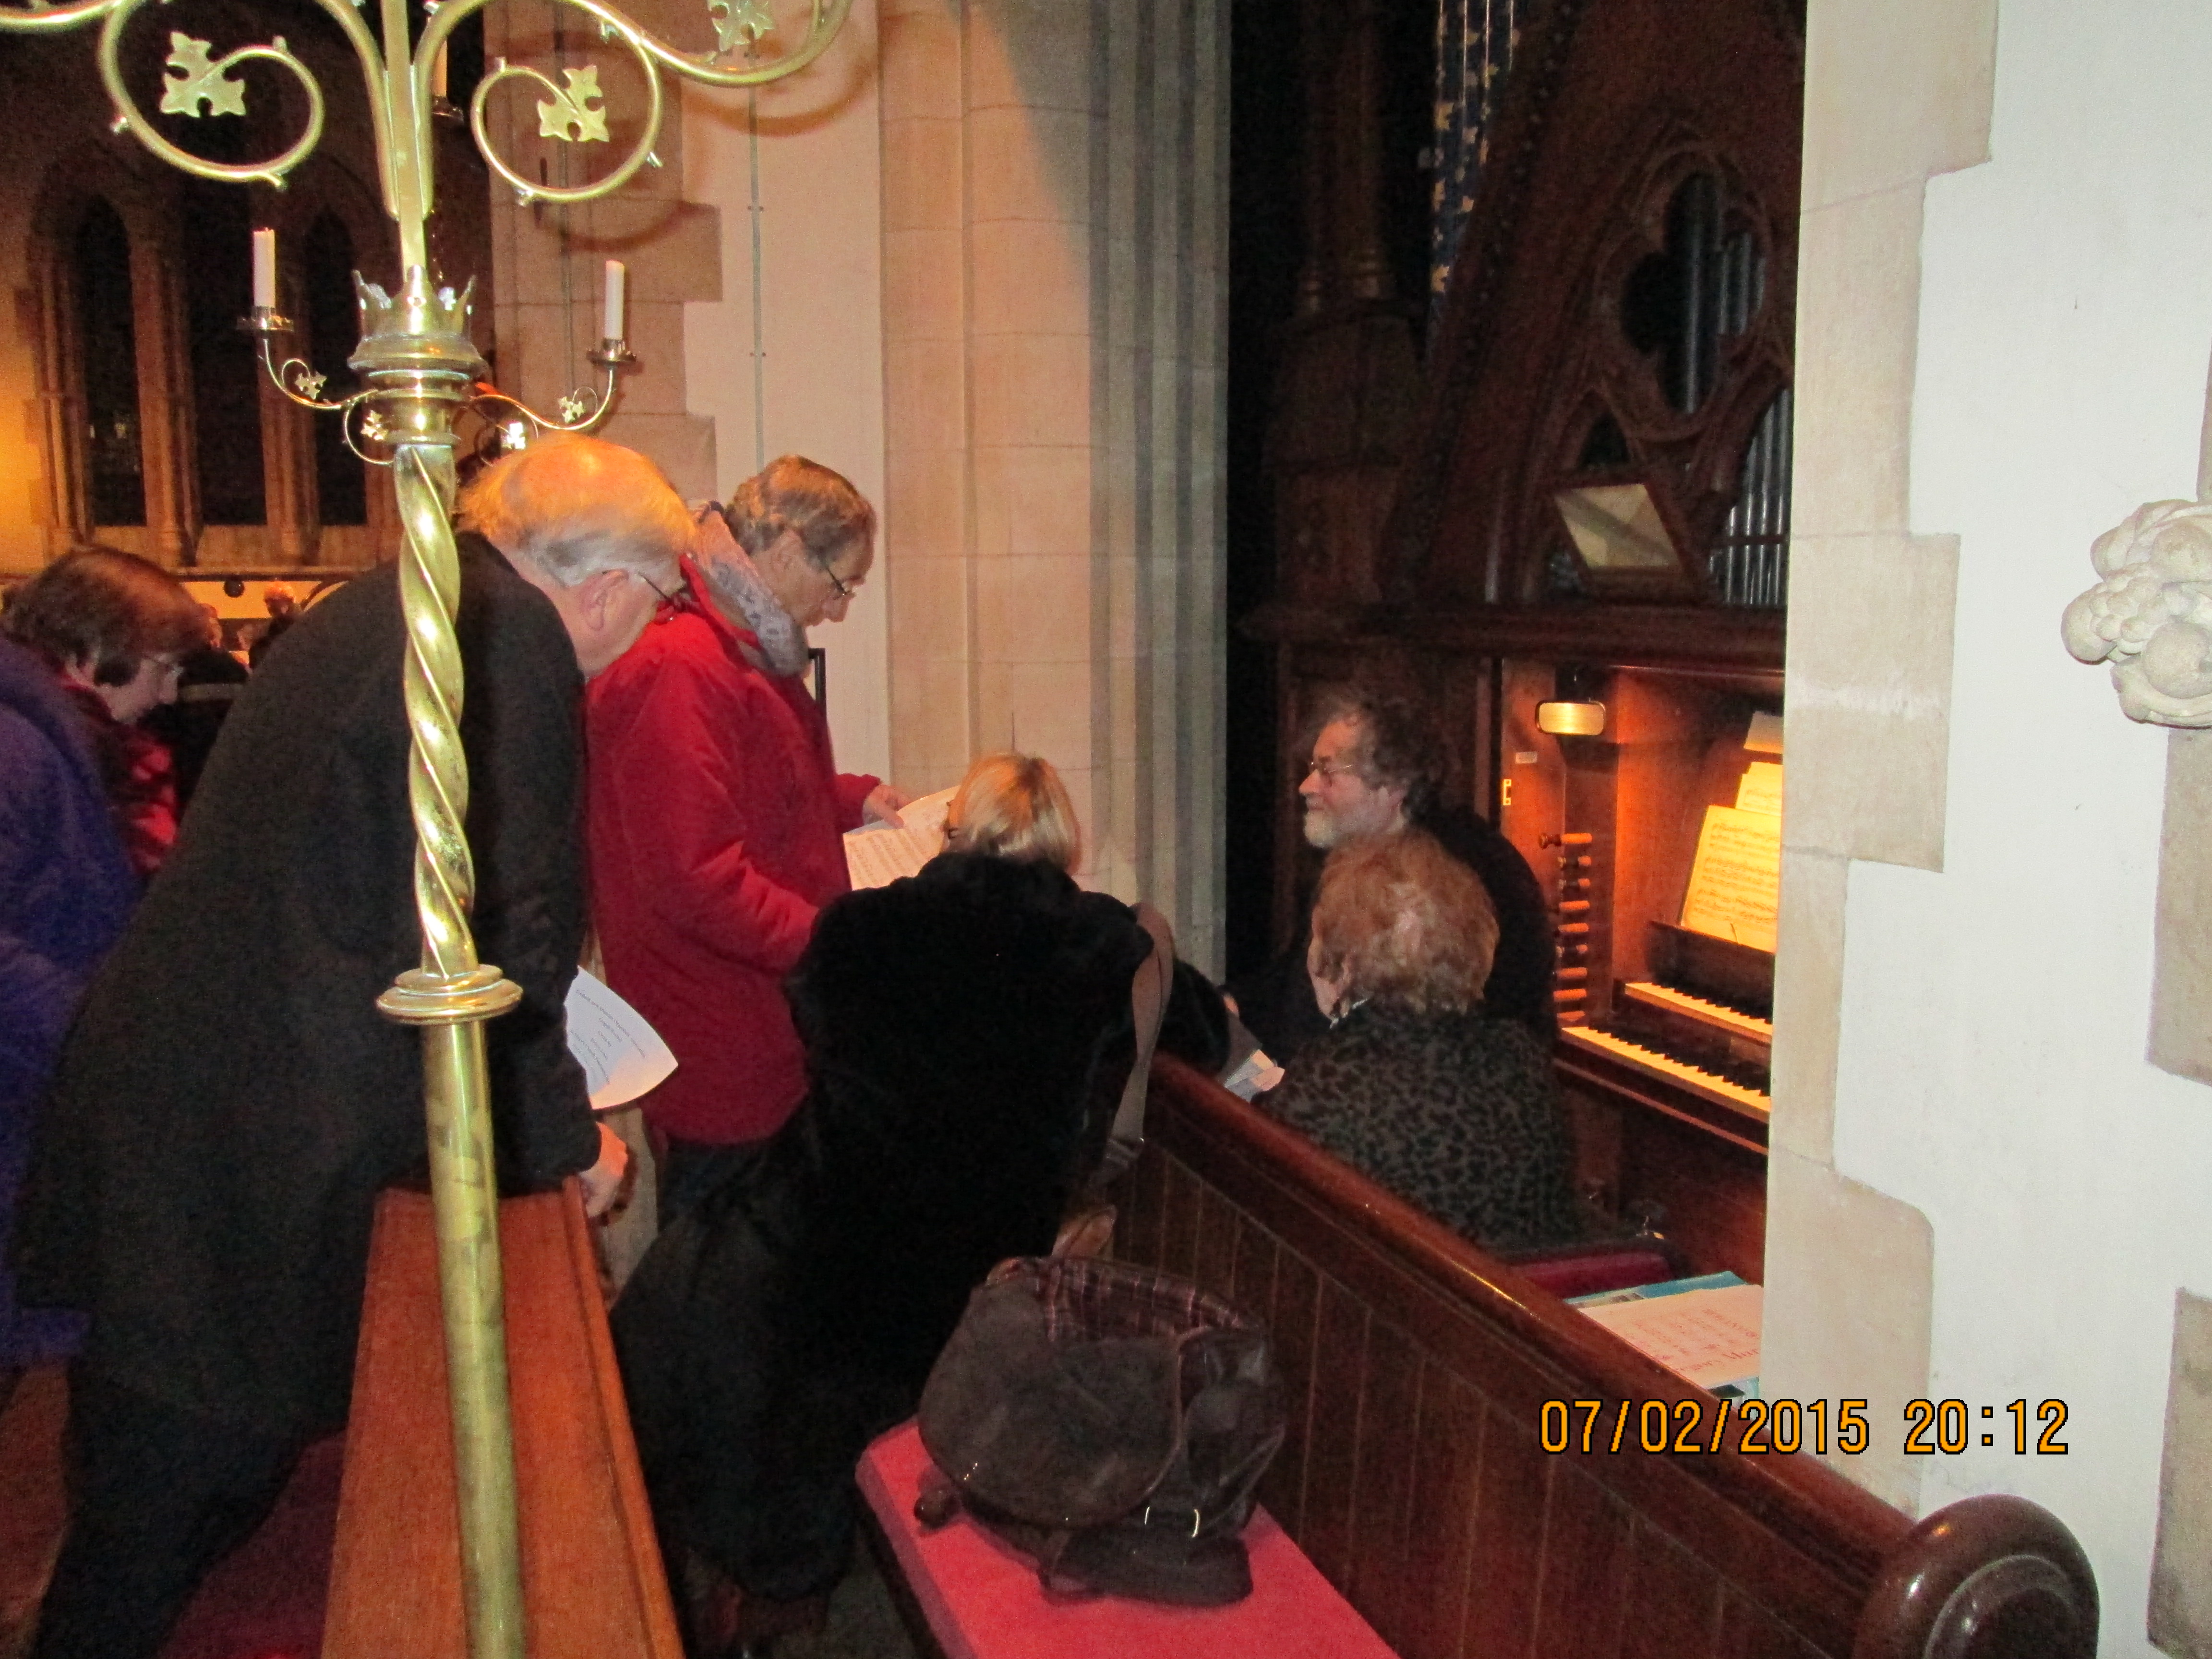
[0,2,852,1655]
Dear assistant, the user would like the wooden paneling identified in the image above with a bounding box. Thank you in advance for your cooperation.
[1116,1059,1952,1659]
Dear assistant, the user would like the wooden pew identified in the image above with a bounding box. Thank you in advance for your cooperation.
[1117,1057,2096,1659]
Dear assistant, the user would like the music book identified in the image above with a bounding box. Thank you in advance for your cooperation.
[565,967,677,1111]
[1576,1281,1763,1395]
[844,787,956,889]
[1680,803,1780,953]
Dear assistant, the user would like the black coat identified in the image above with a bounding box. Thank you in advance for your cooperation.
[14,543,598,1437]
[611,852,1228,1598]
[1226,805,1556,1062]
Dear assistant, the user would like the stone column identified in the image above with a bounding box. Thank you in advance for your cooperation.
[259,247,318,564]
[28,239,90,555]
[881,0,1227,968]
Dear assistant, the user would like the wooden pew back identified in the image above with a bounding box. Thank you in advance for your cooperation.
[1116,1058,2094,1659]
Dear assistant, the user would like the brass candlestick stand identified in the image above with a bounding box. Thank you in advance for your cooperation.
[0,0,848,1653]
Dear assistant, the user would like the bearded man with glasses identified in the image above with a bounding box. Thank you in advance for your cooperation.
[1225,686,1555,1065]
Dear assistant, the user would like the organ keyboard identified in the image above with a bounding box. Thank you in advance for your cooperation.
[1559,1023,1770,1118]
[1554,923,1776,1152]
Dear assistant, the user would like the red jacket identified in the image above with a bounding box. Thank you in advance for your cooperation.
[586,563,878,1144]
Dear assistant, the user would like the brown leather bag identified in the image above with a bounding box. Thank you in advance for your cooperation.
[913,1255,1286,1606]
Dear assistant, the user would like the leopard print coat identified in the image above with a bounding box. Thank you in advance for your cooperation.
[1261,1001,1580,1251]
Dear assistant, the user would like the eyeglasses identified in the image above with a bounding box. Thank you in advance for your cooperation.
[813,558,858,603]
[639,572,680,607]
[1305,756,1360,781]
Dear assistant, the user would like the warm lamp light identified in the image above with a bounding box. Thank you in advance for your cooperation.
[1537,699,1607,737]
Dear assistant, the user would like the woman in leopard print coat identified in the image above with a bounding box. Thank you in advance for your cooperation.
[1260,829,1580,1251]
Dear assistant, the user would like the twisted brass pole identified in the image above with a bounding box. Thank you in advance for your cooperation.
[363,265,528,1655]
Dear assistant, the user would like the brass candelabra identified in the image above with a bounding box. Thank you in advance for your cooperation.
[0,0,850,1652]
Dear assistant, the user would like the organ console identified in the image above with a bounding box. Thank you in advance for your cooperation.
[1499,661,1783,1277]
[1243,0,1804,1282]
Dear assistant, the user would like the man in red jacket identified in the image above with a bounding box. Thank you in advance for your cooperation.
[587,456,908,1216]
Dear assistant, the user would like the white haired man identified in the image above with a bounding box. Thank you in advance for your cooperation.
[15,435,690,1659]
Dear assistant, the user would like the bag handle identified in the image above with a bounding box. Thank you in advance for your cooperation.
[1097,902,1174,1185]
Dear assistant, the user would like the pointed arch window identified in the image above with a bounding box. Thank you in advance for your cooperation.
[73,198,144,528]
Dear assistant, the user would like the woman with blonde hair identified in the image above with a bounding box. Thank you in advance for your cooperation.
[613,749,1226,1651]
[943,751,1082,869]
[1262,829,1579,1250]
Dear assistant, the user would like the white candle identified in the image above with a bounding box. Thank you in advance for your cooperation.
[252,228,277,311]
[432,45,449,101]
[601,259,626,342]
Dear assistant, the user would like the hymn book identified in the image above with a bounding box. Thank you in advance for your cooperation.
[843,787,956,889]
[1679,798,1781,953]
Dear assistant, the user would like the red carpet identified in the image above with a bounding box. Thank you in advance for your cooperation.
[157,1434,343,1659]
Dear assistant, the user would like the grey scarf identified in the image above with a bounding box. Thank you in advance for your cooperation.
[692,505,810,678]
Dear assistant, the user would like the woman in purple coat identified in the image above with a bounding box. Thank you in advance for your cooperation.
[0,632,136,1383]
[0,548,198,1389]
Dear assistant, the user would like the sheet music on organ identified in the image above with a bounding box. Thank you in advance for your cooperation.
[1679,803,1780,953]
[1735,760,1783,817]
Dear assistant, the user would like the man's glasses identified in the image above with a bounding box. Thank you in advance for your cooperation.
[813,557,857,602]
[1306,756,1359,781]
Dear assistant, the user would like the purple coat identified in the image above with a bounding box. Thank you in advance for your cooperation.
[0,636,135,1366]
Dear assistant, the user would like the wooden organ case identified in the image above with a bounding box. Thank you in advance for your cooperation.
[1248,0,1803,1281]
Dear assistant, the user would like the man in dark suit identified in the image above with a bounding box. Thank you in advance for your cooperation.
[15,435,695,1659]
[1226,686,1555,1062]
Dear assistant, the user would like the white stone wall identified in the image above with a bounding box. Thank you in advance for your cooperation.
[1780,1,2212,1648]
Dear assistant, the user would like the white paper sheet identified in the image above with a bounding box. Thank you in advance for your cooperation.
[1578,1283,1763,1393]
[843,787,955,889]
[565,967,677,1111]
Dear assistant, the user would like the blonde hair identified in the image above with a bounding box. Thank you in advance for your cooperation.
[949,752,1081,872]
[1310,830,1498,1013]
[457,435,691,584]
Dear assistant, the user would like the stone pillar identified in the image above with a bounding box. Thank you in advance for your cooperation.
[881,0,1227,968]
[259,249,318,565]
[27,239,90,555]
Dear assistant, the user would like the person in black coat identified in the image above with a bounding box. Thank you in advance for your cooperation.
[1225,686,1554,1062]
[612,754,1227,1654]
[13,436,694,1659]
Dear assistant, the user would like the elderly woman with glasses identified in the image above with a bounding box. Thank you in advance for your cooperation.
[586,455,912,1220]
[611,751,1231,1654]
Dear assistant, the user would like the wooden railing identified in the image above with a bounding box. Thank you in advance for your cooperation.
[1117,1057,2095,1659]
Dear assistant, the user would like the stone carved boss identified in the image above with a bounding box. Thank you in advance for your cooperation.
[2065,498,2212,726]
